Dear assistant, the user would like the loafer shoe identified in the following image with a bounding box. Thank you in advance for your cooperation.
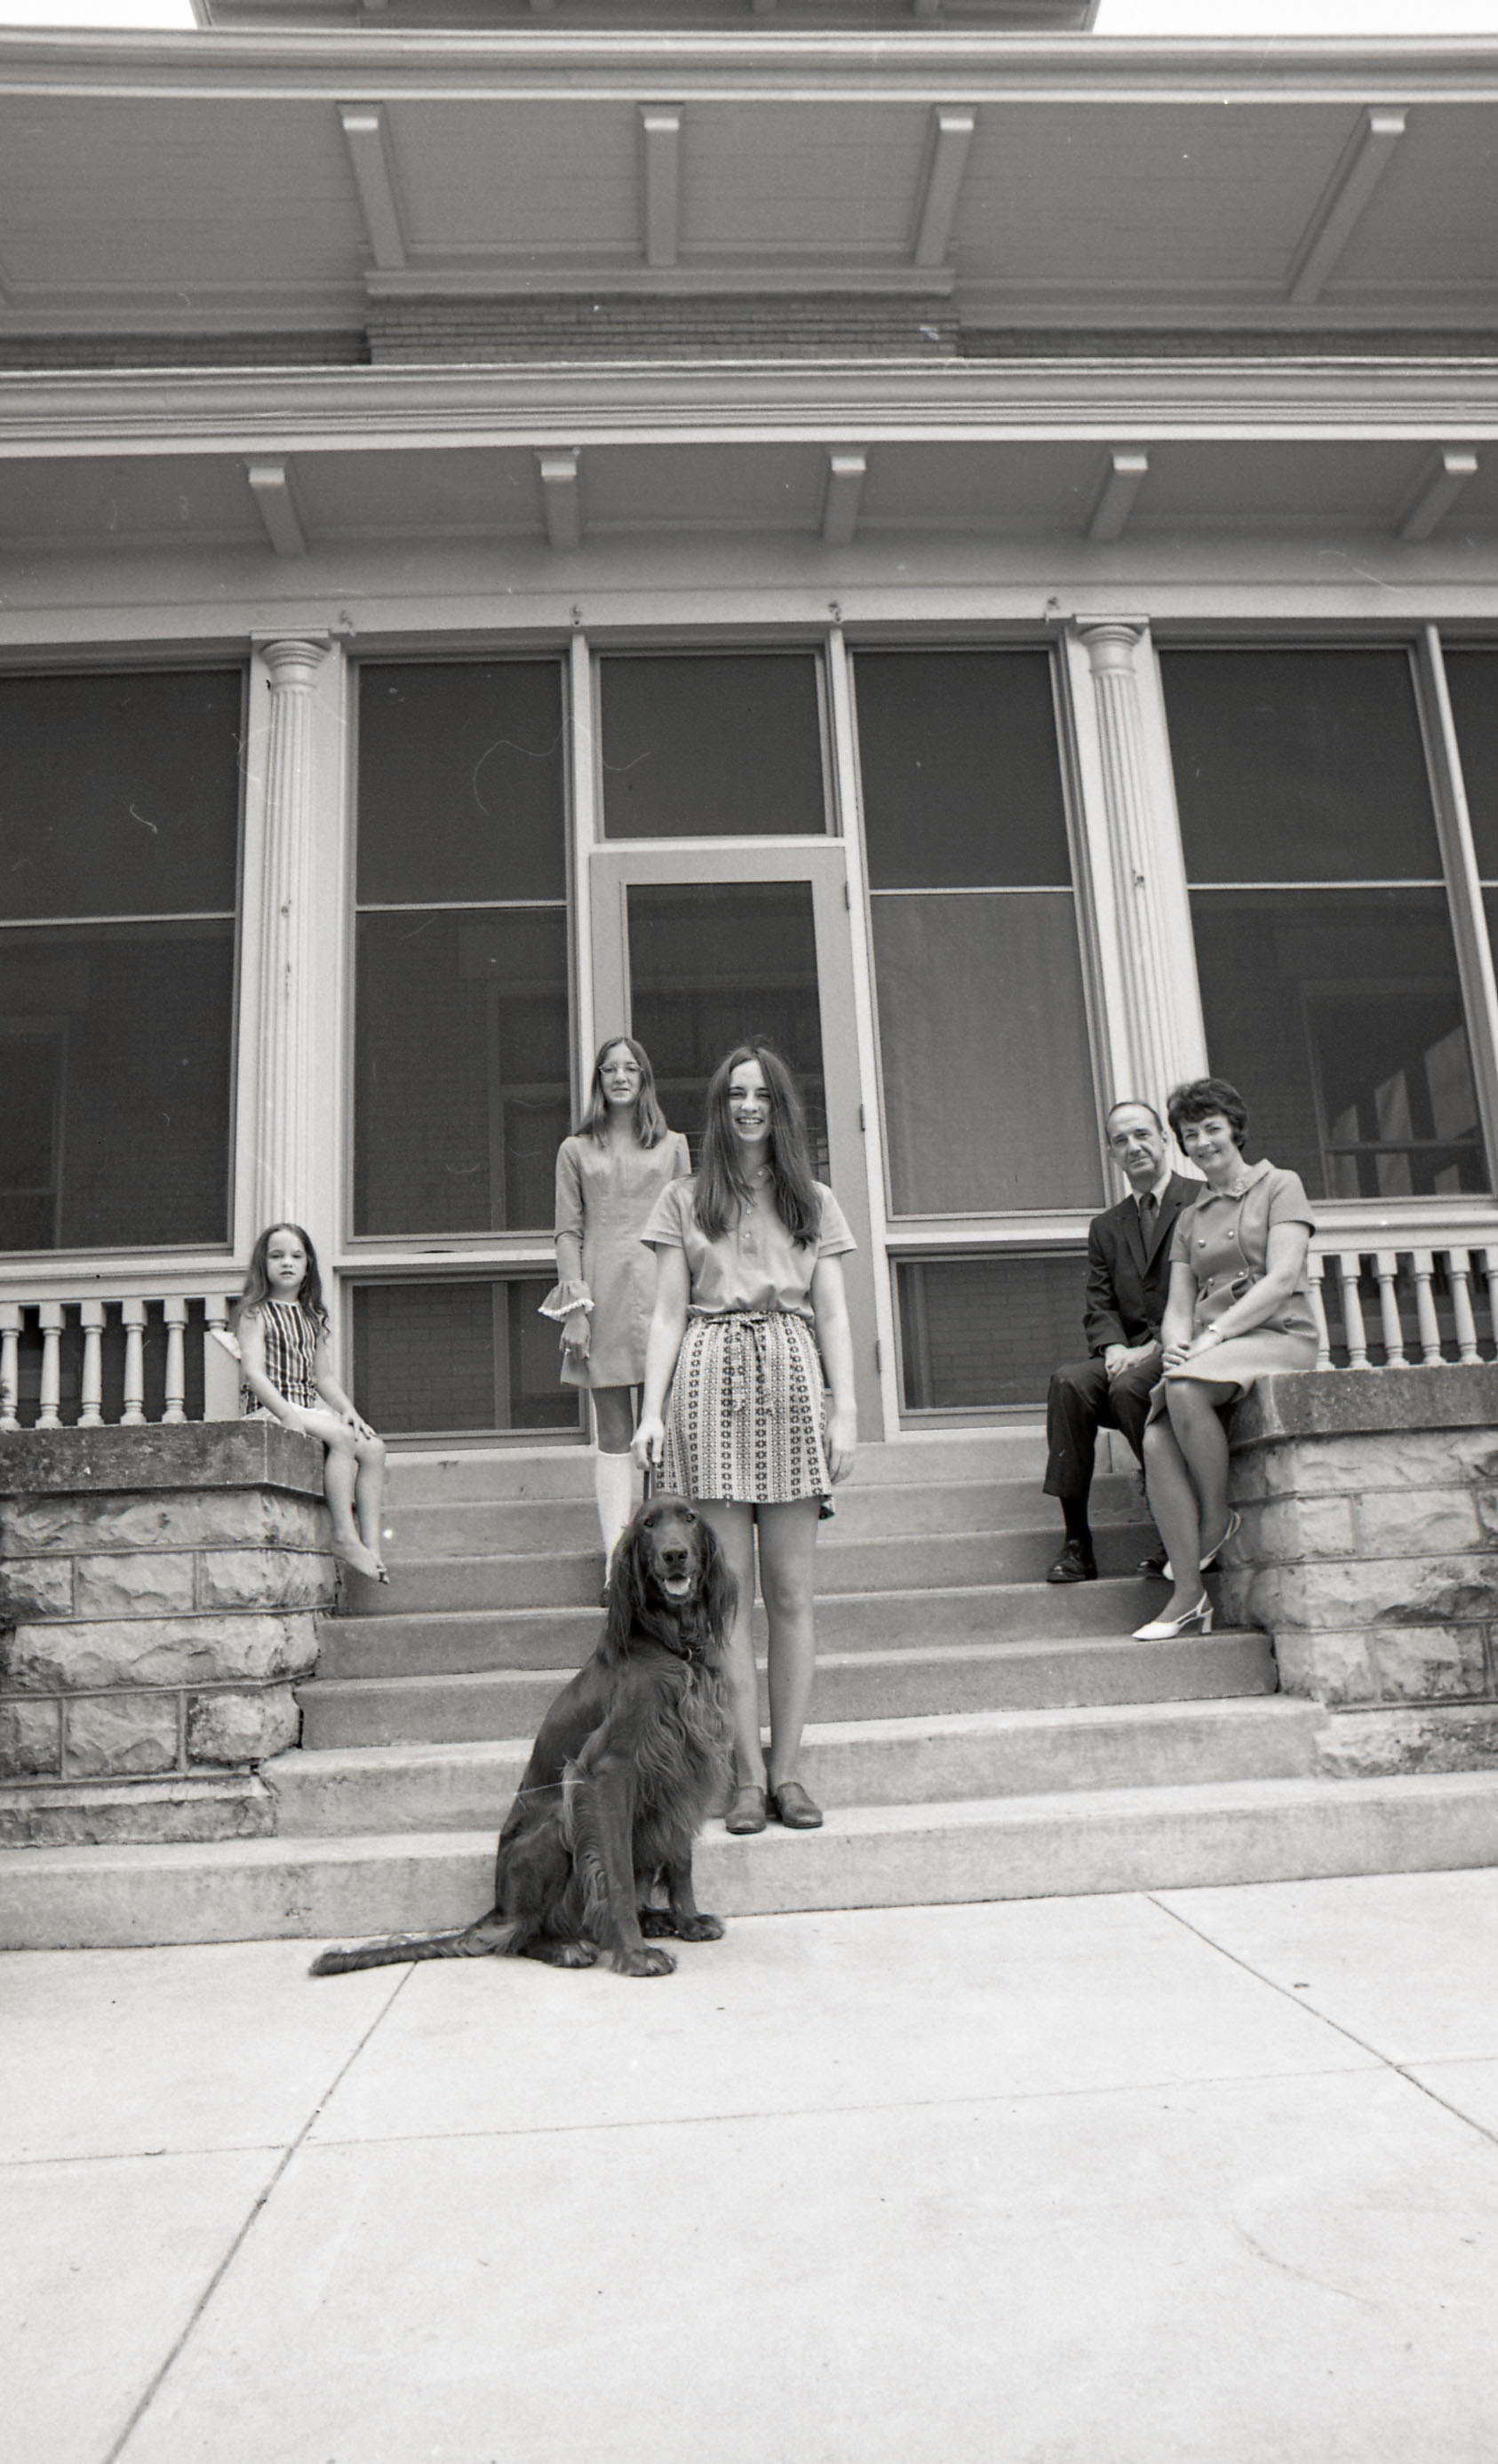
[1046,1540,1097,1584]
[768,1780,823,1830]
[724,1783,768,1836]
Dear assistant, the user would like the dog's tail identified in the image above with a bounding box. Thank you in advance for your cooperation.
[309,1912,524,1976]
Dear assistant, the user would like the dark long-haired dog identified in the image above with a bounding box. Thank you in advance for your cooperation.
[310,1495,736,1981]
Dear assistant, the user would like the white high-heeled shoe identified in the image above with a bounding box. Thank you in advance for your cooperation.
[1133,1593,1214,1641]
[1161,1510,1241,1586]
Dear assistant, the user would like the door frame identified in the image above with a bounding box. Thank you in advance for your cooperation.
[589,835,882,1437]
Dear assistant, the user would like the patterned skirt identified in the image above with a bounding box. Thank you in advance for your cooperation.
[662,1310,833,1511]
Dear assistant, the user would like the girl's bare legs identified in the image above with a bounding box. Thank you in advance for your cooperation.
[696,1498,763,1790]
[303,1412,384,1580]
[1143,1381,1231,1621]
[755,1496,820,1790]
[592,1386,639,1575]
[353,1434,387,1571]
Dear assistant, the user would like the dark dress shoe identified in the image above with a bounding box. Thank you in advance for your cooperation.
[1046,1539,1097,1584]
[768,1779,823,1830]
[725,1782,768,1835]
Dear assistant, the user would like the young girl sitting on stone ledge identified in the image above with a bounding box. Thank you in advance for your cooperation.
[230,1223,388,1583]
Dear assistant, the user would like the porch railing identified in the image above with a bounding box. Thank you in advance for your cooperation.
[1307,1244,1498,1372]
[0,1292,240,1431]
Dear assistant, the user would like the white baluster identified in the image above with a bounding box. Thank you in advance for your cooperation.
[162,1296,188,1423]
[0,1303,21,1429]
[1372,1249,1407,1367]
[1336,1251,1369,1368]
[1483,1248,1498,1360]
[1307,1253,1332,1371]
[36,1302,64,1428]
[121,1297,147,1423]
[78,1299,106,1425]
[1410,1249,1445,1364]
[203,1296,241,1423]
[1446,1248,1481,1365]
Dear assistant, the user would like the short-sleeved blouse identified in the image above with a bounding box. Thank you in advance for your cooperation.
[641,1175,855,1320]
[552,1130,691,1389]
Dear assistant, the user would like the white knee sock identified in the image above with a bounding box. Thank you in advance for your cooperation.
[594,1449,638,1571]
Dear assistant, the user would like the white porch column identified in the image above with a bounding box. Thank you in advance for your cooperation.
[248,635,335,1235]
[1065,616,1207,1119]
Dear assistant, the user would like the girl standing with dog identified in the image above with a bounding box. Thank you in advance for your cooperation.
[541,1036,691,1575]
[234,1223,388,1583]
[633,1042,857,1835]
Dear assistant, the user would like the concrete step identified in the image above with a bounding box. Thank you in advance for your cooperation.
[377,1474,1144,1559]
[343,1526,1161,1615]
[318,1575,1182,1678]
[298,1628,1278,1749]
[382,1428,1054,1505]
[266,1697,1319,1836]
[10,1768,1498,1948]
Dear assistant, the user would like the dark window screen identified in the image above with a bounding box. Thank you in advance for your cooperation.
[0,666,242,1255]
[1164,648,1486,1201]
[357,662,566,905]
[897,1253,1087,1410]
[854,648,1101,1216]
[0,669,242,921]
[600,655,826,837]
[1161,648,1442,881]
[355,908,570,1237]
[1444,649,1498,878]
[626,881,827,1171]
[856,650,1071,888]
[352,1279,581,1438]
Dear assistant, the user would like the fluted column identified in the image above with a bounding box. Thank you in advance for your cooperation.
[1070,617,1207,1116]
[255,636,330,1230]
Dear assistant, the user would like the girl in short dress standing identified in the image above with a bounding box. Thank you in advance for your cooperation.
[1135,1076,1317,1641]
[235,1222,388,1583]
[633,1043,857,1834]
[540,1037,691,1575]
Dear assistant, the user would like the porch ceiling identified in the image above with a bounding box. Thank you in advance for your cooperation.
[0,31,1494,339]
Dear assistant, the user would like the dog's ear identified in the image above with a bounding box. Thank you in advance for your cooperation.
[601,1513,646,1659]
[698,1519,738,1649]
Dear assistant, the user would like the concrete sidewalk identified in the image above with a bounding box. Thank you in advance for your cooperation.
[8,1872,1498,2464]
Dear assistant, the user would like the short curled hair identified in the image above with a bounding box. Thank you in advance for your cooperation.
[1167,1076,1249,1152]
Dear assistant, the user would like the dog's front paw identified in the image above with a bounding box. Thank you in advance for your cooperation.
[613,1943,677,1978]
[673,1913,725,1942]
[637,1907,676,1938]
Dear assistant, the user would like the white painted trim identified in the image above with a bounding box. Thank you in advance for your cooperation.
[569,628,597,1105]
[639,105,681,272]
[912,107,975,271]
[826,625,902,1442]
[821,450,866,548]
[538,448,584,551]
[1398,447,1479,543]
[1087,448,1149,545]
[1417,622,1498,1193]
[1287,108,1406,309]
[338,102,408,273]
[245,459,307,557]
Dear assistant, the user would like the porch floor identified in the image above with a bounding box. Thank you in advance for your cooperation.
[10,1868,1498,2464]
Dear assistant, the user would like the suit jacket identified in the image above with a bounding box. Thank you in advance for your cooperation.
[1082,1172,1201,1356]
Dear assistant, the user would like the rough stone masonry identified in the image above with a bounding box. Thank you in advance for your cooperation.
[0,1422,336,1846]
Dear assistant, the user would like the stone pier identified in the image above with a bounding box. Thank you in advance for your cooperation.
[0,1423,336,1846]
[1222,1367,1498,1776]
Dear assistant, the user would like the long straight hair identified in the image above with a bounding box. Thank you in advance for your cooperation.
[233,1223,331,1335]
[694,1043,821,1245]
[576,1034,670,1148]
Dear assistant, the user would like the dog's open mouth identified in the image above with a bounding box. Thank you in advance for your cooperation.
[659,1571,696,1600]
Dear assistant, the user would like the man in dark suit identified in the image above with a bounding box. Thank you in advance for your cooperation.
[1044,1100,1199,1583]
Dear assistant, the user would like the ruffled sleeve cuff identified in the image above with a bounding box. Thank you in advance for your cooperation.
[538,1280,593,1322]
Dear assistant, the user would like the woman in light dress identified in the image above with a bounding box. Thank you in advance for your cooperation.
[541,1037,690,1575]
[1135,1076,1316,1642]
